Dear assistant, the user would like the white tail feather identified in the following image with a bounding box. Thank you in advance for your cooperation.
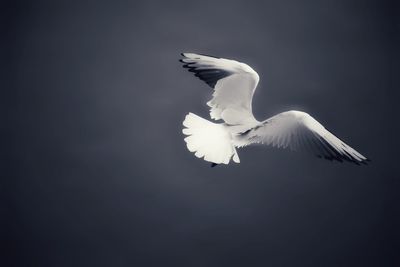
[182,113,240,165]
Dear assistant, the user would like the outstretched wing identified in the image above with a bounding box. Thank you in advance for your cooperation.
[240,110,368,164]
[180,53,260,125]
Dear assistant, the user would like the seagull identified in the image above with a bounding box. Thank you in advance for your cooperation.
[179,53,368,166]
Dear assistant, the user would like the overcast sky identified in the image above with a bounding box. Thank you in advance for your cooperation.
[4,0,400,266]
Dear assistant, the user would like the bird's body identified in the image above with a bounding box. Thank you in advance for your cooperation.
[180,53,368,165]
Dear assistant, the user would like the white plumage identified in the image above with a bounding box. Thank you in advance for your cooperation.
[183,113,240,164]
[180,53,368,166]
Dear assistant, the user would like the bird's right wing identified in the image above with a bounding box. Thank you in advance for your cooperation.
[240,110,368,164]
[180,53,260,125]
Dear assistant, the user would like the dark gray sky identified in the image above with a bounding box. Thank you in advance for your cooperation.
[4,0,400,266]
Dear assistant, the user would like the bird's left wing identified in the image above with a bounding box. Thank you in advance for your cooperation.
[180,53,260,125]
[240,110,368,164]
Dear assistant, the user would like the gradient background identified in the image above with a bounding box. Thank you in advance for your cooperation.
[4,0,400,266]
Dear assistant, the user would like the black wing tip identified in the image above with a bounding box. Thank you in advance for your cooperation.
[314,150,370,166]
[315,136,371,166]
[179,53,188,63]
[329,155,371,165]
[318,157,369,166]
[347,154,370,166]
[335,156,370,166]
[180,52,192,58]
[179,52,232,88]
[360,157,371,165]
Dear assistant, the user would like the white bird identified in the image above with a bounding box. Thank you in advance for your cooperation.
[179,53,368,166]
